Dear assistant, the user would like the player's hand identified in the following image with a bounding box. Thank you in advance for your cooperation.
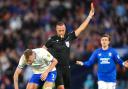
[76,61,84,66]
[40,71,49,81]
[89,2,95,18]
[124,60,128,68]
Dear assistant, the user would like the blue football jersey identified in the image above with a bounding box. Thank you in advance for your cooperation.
[83,47,124,82]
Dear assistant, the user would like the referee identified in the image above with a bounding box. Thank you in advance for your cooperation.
[44,3,94,89]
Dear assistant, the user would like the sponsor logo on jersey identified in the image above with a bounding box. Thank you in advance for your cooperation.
[100,58,110,64]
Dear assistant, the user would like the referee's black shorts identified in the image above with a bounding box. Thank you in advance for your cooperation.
[55,66,71,89]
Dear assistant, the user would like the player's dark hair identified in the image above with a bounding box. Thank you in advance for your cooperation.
[101,34,111,41]
[24,49,33,61]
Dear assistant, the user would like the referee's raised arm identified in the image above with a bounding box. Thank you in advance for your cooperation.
[75,2,95,37]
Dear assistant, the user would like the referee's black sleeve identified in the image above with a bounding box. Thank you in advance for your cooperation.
[45,37,53,48]
[66,31,77,41]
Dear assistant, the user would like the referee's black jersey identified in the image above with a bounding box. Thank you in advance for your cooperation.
[45,31,77,67]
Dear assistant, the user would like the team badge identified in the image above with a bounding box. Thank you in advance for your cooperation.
[98,53,101,56]
[56,40,59,42]
[109,52,112,56]
[47,54,51,58]
[65,41,70,47]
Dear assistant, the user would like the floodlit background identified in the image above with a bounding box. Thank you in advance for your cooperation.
[0,0,128,89]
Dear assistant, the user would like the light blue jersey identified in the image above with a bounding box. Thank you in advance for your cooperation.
[83,47,124,82]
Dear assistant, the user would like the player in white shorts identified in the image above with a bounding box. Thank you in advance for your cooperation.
[13,48,58,89]
[76,34,128,89]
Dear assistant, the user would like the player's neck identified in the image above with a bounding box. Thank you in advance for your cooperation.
[102,46,109,50]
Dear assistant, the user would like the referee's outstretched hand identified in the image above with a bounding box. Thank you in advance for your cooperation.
[89,2,95,18]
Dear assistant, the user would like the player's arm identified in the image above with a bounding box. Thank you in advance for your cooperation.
[75,2,94,37]
[45,57,58,73]
[13,67,22,89]
[113,50,128,68]
[41,49,58,81]
[13,55,26,89]
[41,58,58,81]
[76,50,97,67]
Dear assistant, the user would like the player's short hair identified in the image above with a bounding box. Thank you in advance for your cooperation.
[24,49,33,60]
[101,34,111,41]
[56,21,65,26]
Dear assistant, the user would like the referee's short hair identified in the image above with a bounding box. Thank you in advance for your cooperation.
[56,21,65,26]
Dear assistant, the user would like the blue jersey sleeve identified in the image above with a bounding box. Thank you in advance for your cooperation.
[83,50,97,67]
[113,49,124,66]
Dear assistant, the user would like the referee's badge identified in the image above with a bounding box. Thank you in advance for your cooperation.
[65,41,70,47]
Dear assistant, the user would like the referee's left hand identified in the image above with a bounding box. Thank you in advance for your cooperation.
[40,71,49,81]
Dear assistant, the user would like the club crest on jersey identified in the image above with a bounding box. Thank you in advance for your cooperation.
[109,52,112,56]
[98,53,101,56]
[47,54,51,58]
[56,40,59,42]
[65,41,70,47]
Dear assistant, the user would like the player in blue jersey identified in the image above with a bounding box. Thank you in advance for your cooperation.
[76,34,128,89]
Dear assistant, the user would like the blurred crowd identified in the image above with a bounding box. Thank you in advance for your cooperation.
[0,0,128,89]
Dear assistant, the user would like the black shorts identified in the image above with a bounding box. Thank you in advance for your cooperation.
[55,66,71,89]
